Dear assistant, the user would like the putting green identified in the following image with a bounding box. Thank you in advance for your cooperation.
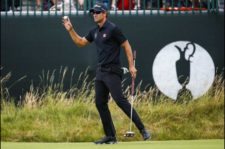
[1,139,224,149]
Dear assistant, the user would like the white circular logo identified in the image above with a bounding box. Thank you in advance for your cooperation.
[152,41,215,100]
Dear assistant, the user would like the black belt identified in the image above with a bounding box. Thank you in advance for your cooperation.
[99,67,111,72]
[99,65,123,78]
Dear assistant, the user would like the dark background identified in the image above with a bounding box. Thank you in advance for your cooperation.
[1,13,224,97]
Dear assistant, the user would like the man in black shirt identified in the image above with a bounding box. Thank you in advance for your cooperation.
[62,2,150,144]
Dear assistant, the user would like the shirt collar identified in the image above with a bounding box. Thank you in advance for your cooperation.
[98,20,109,30]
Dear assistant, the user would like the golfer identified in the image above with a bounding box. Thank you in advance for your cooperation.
[62,2,150,144]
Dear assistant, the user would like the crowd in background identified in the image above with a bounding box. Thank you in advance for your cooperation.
[0,0,224,11]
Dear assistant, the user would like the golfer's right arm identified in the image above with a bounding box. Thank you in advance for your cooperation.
[63,18,89,47]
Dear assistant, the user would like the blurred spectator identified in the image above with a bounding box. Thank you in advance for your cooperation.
[163,0,192,8]
[62,0,76,10]
[117,0,136,10]
[94,0,111,9]
[103,0,110,8]
[190,0,207,8]
[48,0,73,11]
[111,0,117,10]
[161,0,213,11]
[218,0,224,9]
[35,0,55,11]
[144,0,162,9]
[36,0,42,10]
[49,0,61,11]
[208,0,217,9]
[1,0,21,11]
[112,0,156,10]
[49,0,84,11]
[134,0,141,9]
[78,0,84,10]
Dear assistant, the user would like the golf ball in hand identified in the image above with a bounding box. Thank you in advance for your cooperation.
[63,16,68,20]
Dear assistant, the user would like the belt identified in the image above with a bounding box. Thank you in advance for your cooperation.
[99,66,111,72]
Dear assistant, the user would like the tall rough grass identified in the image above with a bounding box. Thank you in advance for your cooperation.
[1,67,224,142]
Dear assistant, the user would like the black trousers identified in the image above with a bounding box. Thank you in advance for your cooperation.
[95,71,145,137]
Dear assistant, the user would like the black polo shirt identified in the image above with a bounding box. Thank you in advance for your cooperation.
[85,20,127,67]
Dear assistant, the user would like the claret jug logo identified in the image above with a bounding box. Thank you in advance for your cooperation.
[152,41,215,100]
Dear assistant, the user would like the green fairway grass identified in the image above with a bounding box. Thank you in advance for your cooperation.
[1,139,224,149]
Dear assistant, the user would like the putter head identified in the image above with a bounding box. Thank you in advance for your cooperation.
[124,131,135,137]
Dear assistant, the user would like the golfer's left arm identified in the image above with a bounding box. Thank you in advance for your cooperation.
[121,40,137,78]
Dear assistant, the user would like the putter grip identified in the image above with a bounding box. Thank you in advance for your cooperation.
[131,77,135,96]
[133,50,136,60]
[133,50,136,69]
[131,50,136,96]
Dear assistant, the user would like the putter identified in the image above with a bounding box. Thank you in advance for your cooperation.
[124,50,136,138]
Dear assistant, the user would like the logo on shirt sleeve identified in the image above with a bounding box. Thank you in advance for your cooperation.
[103,33,107,38]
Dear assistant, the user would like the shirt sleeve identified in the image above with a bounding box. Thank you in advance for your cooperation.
[112,26,127,45]
[85,29,94,43]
